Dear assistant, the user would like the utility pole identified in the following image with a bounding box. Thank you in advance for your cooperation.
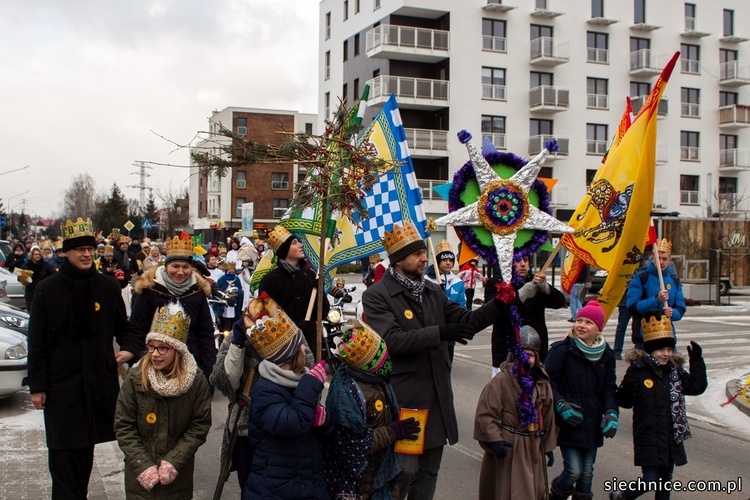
[128,161,153,213]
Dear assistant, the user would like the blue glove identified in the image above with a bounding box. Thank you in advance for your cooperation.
[490,440,513,458]
[601,409,618,438]
[231,320,247,347]
[556,400,583,426]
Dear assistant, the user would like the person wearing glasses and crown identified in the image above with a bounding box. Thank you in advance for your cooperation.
[115,304,212,498]
[28,217,141,499]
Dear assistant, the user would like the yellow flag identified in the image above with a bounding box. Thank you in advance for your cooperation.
[560,51,679,321]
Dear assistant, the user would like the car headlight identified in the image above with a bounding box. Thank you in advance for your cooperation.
[327,309,342,324]
[0,315,29,329]
[594,270,608,277]
[5,342,28,360]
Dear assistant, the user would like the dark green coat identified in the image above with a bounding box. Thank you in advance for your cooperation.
[114,363,212,499]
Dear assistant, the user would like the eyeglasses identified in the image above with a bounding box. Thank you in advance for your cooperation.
[146,344,174,355]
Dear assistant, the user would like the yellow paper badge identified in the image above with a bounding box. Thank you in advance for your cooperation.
[404,310,414,320]
[146,412,157,424]
[644,379,654,389]
[94,302,101,312]
[374,400,384,412]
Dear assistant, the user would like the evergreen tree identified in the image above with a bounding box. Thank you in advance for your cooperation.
[93,183,130,237]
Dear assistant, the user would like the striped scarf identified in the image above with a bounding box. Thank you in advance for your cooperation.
[570,331,606,362]
[389,266,425,304]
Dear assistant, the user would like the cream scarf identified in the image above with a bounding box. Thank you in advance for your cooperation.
[147,352,199,397]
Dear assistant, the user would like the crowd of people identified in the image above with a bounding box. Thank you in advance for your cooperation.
[7,217,708,500]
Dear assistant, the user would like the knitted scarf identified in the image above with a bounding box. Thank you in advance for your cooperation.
[389,266,424,304]
[570,331,607,362]
[155,265,196,297]
[643,353,691,444]
[147,351,199,398]
[258,360,305,388]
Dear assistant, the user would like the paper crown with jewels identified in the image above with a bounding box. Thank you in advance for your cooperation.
[436,239,455,261]
[268,225,293,253]
[147,304,191,352]
[382,221,426,263]
[220,259,237,271]
[334,322,391,376]
[165,234,193,263]
[61,217,97,251]
[243,294,303,363]
[655,238,672,254]
[641,312,675,353]
[104,245,114,257]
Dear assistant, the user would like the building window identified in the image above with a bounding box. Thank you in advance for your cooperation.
[273,198,289,219]
[720,91,738,107]
[530,24,553,59]
[325,12,331,40]
[372,68,380,79]
[325,92,330,118]
[530,71,554,88]
[634,0,646,23]
[530,24,553,40]
[236,197,246,218]
[343,40,348,61]
[530,118,553,137]
[720,135,738,167]
[374,0,380,10]
[355,0,360,14]
[587,31,608,64]
[684,3,696,31]
[630,81,651,97]
[354,34,360,56]
[325,51,330,80]
[272,172,289,191]
[680,131,700,161]
[482,67,506,101]
[535,0,548,8]
[587,77,609,109]
[481,115,506,150]
[305,122,313,134]
[343,0,348,21]
[587,123,608,155]
[720,48,738,80]
[353,78,359,99]
[681,87,700,118]
[482,18,507,53]
[719,177,738,212]
[724,9,734,36]
[236,171,246,189]
[679,175,699,205]
[342,83,348,103]
[236,117,247,136]
[680,43,700,74]
[591,0,604,18]
[586,169,597,187]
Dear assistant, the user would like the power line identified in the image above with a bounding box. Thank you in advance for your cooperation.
[128,161,153,212]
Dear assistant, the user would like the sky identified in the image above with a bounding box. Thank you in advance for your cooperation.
[0,0,319,219]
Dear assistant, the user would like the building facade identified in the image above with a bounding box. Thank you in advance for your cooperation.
[319,0,750,237]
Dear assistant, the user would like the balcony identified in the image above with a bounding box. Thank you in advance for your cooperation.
[367,75,449,110]
[483,132,506,150]
[681,58,701,75]
[587,17,618,26]
[529,37,569,66]
[482,84,506,101]
[587,47,608,64]
[718,193,747,213]
[417,179,449,203]
[482,0,517,12]
[630,23,661,32]
[404,128,448,158]
[719,149,750,171]
[681,17,710,38]
[366,24,449,63]
[586,140,608,155]
[548,184,569,207]
[718,105,750,129]
[720,35,749,44]
[529,86,569,113]
[528,135,569,159]
[482,35,507,53]
[530,7,563,19]
[680,146,700,162]
[587,93,608,110]
[631,95,669,118]
[680,190,699,205]
[681,102,700,118]
[630,49,665,76]
[720,61,750,87]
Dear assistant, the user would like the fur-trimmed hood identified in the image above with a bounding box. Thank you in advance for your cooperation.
[624,348,685,366]
[132,266,212,297]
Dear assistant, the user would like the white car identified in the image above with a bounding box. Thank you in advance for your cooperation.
[0,267,25,309]
[0,325,28,398]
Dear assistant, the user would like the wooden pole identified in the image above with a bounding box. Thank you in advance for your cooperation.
[426,236,442,286]
[652,243,666,294]
[538,241,563,274]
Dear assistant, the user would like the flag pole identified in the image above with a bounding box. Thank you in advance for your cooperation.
[651,243,666,293]
[539,241,563,274]
[426,236,442,286]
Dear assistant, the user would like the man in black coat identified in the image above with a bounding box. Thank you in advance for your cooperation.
[28,218,140,499]
[112,235,138,286]
[363,222,504,500]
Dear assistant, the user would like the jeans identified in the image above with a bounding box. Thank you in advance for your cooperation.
[570,283,586,320]
[555,446,598,494]
[398,446,444,500]
[614,305,631,356]
[623,465,675,500]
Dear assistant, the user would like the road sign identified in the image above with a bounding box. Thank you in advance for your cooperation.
[124,220,135,232]
[141,219,153,230]
[0,217,5,229]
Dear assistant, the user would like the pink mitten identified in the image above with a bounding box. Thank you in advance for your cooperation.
[308,360,327,383]
[158,460,179,485]
[137,465,160,491]
[114,269,125,281]
[313,405,327,427]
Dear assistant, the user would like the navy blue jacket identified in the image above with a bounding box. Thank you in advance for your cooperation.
[544,336,618,450]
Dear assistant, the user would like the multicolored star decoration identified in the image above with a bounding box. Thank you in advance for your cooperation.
[434,130,574,431]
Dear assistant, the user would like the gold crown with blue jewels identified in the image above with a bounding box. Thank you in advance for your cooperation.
[61,217,94,240]
[149,304,190,344]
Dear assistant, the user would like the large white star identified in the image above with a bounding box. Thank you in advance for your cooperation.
[436,134,573,283]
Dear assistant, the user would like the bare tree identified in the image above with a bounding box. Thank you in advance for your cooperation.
[155,184,189,237]
[60,173,98,221]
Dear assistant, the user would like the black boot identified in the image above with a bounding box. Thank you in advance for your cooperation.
[549,478,574,500]
[573,493,594,500]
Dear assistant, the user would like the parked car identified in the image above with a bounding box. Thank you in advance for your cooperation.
[0,279,7,304]
[0,267,25,309]
[0,302,29,336]
[0,325,28,398]
[589,268,608,294]
[0,240,12,266]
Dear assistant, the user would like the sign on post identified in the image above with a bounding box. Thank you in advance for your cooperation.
[124,220,135,236]
[241,202,254,237]
[0,216,6,229]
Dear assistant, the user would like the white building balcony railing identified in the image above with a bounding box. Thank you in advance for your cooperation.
[529,86,569,112]
[482,0,517,12]
[719,149,750,170]
[718,104,750,129]
[680,146,700,161]
[587,47,608,64]
[483,132,506,150]
[631,95,669,117]
[681,58,701,75]
[404,128,448,157]
[586,140,608,155]
[417,179,448,202]
[720,61,750,87]
[482,35,507,53]
[529,37,570,66]
[681,17,711,38]
[681,102,700,118]
[366,75,449,110]
[366,24,449,63]
[629,49,664,76]
[528,135,569,158]
[587,93,608,109]
[482,84,506,101]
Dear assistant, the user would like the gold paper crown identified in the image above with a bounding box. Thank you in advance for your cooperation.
[220,260,237,271]
[656,238,672,254]
[641,314,673,344]
[369,253,381,264]
[149,304,190,344]
[382,222,422,257]
[436,239,453,256]
[268,225,293,253]
[335,322,387,371]
[61,218,94,241]
[104,245,114,256]
[39,239,53,250]
[165,235,193,259]
[244,299,298,359]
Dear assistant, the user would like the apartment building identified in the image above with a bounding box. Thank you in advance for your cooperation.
[319,0,750,236]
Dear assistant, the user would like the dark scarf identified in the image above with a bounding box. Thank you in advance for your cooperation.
[59,261,98,338]
[643,353,691,444]
[389,266,425,304]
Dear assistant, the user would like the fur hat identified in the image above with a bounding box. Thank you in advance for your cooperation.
[334,322,392,377]
[382,222,426,263]
[244,294,305,364]
[641,311,675,353]
[576,301,605,332]
[146,303,191,356]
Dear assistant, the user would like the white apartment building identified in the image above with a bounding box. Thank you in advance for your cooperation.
[319,0,750,235]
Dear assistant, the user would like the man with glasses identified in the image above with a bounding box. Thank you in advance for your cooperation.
[28,217,140,499]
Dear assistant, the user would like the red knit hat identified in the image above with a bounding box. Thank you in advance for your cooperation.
[577,301,605,332]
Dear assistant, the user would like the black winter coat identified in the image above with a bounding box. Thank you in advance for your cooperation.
[544,336,618,450]
[131,267,217,379]
[616,351,707,467]
[22,258,57,305]
[28,262,140,449]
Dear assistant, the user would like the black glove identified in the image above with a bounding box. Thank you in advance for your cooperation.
[231,320,246,347]
[546,451,554,467]
[556,400,584,426]
[686,341,702,360]
[439,323,475,345]
[490,440,513,458]
[600,409,618,439]
[389,417,420,441]
[226,297,236,308]
[343,294,353,303]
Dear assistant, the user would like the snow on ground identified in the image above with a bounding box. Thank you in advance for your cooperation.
[688,366,750,438]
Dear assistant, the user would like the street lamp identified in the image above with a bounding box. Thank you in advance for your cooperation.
[0,165,30,177]
[6,190,31,237]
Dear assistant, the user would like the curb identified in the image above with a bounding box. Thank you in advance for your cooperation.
[724,375,750,418]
